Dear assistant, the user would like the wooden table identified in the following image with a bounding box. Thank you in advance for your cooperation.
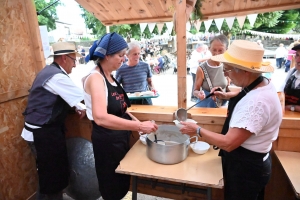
[116,141,223,200]
[275,151,300,199]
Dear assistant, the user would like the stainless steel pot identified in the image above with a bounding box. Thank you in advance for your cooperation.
[146,125,198,165]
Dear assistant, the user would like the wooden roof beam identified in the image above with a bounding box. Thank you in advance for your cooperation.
[201,3,300,20]
[99,16,173,25]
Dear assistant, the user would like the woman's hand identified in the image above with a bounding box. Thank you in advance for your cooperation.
[179,121,198,137]
[139,121,158,133]
[196,90,206,100]
[211,87,226,101]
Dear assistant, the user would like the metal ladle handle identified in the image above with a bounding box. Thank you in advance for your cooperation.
[186,88,222,111]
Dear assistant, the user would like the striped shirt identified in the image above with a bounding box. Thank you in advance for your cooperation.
[116,61,152,93]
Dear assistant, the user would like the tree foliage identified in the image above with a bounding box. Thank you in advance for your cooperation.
[34,0,60,31]
[80,6,168,41]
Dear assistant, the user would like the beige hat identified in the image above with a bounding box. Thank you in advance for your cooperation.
[51,42,81,57]
[211,40,274,73]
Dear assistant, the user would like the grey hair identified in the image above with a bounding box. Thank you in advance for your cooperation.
[126,41,141,54]
[209,35,229,49]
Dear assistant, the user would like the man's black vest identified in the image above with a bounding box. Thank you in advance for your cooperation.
[23,63,70,126]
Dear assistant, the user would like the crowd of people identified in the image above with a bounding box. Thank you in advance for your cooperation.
[21,31,300,200]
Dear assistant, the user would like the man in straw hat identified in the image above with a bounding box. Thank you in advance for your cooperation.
[21,42,86,200]
[282,43,300,112]
[180,40,282,199]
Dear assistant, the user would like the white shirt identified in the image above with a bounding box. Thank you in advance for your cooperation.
[229,82,282,153]
[21,66,85,141]
[275,47,287,58]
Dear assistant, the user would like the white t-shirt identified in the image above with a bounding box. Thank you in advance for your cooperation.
[21,66,85,141]
[82,69,117,120]
[229,82,282,153]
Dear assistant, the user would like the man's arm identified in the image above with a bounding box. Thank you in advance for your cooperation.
[147,77,155,90]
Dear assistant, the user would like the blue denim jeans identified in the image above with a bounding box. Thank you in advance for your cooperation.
[195,89,227,108]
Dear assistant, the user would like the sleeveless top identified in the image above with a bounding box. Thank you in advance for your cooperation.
[200,61,227,91]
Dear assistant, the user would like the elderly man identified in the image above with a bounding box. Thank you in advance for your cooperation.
[116,41,156,105]
[188,43,211,102]
[21,42,86,200]
[283,44,300,112]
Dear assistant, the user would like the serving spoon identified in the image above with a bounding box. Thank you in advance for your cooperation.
[175,88,221,122]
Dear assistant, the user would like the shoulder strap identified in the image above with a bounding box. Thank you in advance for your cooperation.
[200,64,213,90]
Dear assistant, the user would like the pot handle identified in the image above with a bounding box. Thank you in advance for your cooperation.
[189,136,198,144]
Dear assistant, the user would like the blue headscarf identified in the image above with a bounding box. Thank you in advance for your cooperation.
[85,32,128,62]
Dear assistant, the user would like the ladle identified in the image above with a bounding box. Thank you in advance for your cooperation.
[175,88,221,122]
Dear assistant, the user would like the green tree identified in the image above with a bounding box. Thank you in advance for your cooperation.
[80,6,168,40]
[34,0,60,31]
[253,10,299,33]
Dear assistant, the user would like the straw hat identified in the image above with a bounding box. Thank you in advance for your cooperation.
[51,42,81,57]
[211,40,274,73]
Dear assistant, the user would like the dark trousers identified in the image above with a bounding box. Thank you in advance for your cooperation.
[276,57,284,68]
[32,124,69,195]
[222,147,271,200]
[130,98,152,105]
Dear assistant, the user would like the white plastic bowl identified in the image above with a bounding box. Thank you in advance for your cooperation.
[173,119,197,129]
[139,135,147,145]
[191,141,210,155]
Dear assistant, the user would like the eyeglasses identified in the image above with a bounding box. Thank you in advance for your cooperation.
[66,55,76,64]
[223,69,232,73]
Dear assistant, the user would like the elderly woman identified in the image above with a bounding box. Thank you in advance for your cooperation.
[193,34,230,107]
[84,33,158,200]
[180,40,282,199]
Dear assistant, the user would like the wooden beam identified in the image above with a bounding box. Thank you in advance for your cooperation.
[201,2,300,20]
[176,0,187,109]
[100,16,173,25]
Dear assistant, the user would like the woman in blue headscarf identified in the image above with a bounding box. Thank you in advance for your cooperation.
[83,33,158,200]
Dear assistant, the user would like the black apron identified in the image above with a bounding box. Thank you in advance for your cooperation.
[91,65,132,200]
[284,68,300,105]
[219,76,271,200]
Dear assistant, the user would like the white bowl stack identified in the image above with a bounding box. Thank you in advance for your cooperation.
[191,141,210,154]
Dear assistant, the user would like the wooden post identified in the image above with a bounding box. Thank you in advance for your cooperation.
[176,0,187,109]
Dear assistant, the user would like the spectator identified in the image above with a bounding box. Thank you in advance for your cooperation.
[154,54,164,74]
[116,41,156,105]
[188,43,211,102]
[275,43,287,69]
[281,44,300,112]
[83,33,158,200]
[21,42,86,200]
[193,35,230,108]
[180,40,281,199]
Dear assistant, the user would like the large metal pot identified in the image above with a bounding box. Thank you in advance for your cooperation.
[146,125,197,164]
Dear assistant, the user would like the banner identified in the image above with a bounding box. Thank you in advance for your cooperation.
[156,23,165,34]
[236,16,246,29]
[148,23,156,33]
[186,21,191,31]
[203,19,213,31]
[165,22,174,35]
[214,18,224,32]
[247,14,258,27]
[225,17,235,30]
[139,23,148,34]
[194,20,202,31]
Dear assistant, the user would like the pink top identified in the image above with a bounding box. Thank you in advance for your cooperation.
[287,50,296,61]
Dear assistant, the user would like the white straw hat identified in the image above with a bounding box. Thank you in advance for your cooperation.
[211,40,274,73]
[51,42,81,57]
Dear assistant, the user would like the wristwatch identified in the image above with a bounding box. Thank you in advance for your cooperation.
[291,105,295,112]
[196,126,202,137]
